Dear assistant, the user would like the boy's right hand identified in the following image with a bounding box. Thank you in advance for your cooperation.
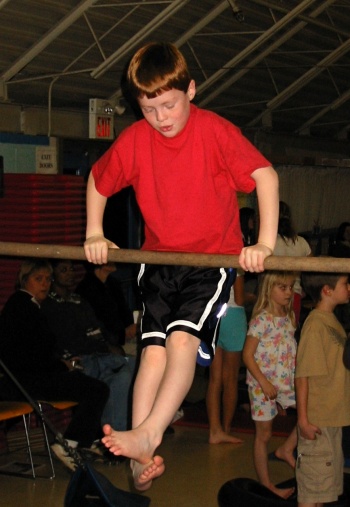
[298,421,322,440]
[239,243,273,273]
[84,234,118,264]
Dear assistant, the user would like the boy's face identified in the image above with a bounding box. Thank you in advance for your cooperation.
[138,80,196,138]
[329,276,350,306]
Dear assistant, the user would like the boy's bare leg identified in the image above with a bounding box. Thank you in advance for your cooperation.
[132,345,167,427]
[102,331,200,490]
[298,503,323,507]
[274,425,297,468]
[129,345,167,490]
[207,347,242,444]
[254,420,295,499]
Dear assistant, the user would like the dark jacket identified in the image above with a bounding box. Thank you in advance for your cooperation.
[76,272,134,346]
[0,290,67,386]
[41,291,109,356]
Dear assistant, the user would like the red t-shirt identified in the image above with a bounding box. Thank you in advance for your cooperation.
[92,105,270,254]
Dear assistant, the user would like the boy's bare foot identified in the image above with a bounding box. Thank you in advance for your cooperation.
[131,456,165,491]
[101,424,161,463]
[274,447,296,469]
[268,484,295,499]
[209,430,243,445]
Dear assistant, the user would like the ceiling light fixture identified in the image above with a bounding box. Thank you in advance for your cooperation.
[227,0,245,22]
[103,103,113,115]
[114,100,126,116]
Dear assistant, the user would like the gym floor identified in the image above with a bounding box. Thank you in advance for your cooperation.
[0,426,294,507]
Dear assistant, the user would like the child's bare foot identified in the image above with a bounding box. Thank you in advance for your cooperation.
[101,424,161,463]
[268,484,295,499]
[131,456,165,491]
[274,447,296,468]
[209,429,243,445]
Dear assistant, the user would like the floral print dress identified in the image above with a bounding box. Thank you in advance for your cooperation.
[246,310,297,419]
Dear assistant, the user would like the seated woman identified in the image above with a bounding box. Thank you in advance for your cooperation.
[0,258,109,472]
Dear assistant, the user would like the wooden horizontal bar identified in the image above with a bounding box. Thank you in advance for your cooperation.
[0,241,349,272]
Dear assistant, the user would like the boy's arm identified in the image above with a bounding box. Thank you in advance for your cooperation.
[239,165,279,273]
[295,376,321,440]
[84,171,118,264]
[242,335,278,400]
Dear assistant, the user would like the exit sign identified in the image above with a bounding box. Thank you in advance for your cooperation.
[89,98,114,140]
[93,116,113,138]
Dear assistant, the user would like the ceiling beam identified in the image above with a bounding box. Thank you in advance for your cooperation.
[196,0,318,97]
[198,0,336,108]
[0,0,99,83]
[252,0,350,39]
[108,0,229,103]
[90,0,191,79]
[0,0,11,10]
[297,88,350,134]
[248,36,350,127]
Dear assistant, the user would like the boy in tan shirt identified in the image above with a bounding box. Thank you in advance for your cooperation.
[295,272,350,507]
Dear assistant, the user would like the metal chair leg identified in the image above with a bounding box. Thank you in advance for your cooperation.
[36,402,55,479]
[22,413,36,479]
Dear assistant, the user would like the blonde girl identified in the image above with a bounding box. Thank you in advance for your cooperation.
[243,270,298,499]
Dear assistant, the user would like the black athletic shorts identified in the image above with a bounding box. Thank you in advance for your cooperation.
[137,264,236,362]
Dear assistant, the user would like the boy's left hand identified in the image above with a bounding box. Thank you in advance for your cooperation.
[239,243,273,273]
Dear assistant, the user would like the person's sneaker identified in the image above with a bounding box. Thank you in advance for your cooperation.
[51,443,77,472]
[172,408,184,423]
[77,440,125,465]
[78,442,104,462]
[88,441,104,456]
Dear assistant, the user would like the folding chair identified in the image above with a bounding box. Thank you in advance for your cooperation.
[0,401,36,478]
[36,400,79,478]
[0,361,151,506]
[0,363,78,479]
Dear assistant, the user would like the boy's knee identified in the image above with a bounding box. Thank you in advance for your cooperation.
[141,344,166,362]
[167,331,200,349]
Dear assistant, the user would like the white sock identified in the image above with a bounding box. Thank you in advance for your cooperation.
[65,439,78,449]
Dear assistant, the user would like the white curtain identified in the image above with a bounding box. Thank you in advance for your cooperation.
[275,165,350,234]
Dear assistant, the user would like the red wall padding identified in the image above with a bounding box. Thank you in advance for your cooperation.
[0,174,86,310]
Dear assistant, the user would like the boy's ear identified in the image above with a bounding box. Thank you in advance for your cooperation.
[322,285,332,297]
[187,80,196,101]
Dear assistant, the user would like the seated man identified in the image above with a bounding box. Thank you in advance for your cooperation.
[41,259,134,434]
